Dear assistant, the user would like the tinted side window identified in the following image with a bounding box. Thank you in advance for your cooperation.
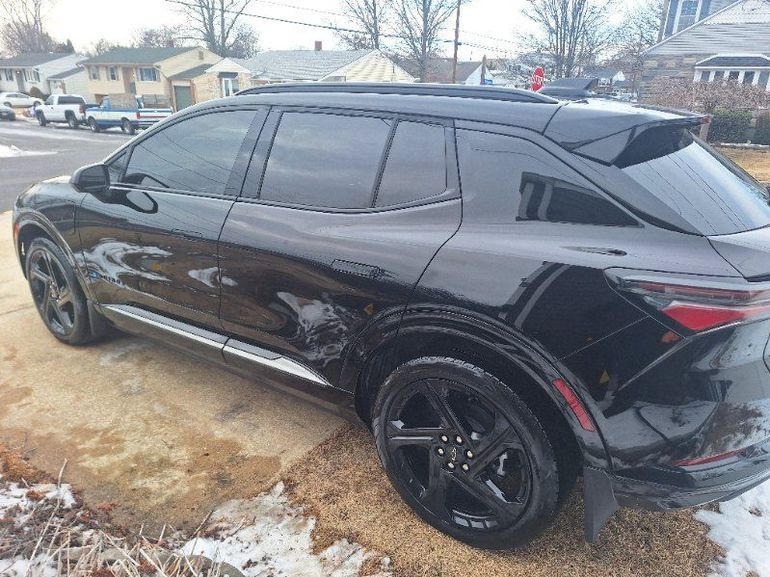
[123,111,255,195]
[376,121,447,207]
[457,130,636,226]
[59,96,85,105]
[518,173,636,226]
[260,112,392,209]
[107,151,128,183]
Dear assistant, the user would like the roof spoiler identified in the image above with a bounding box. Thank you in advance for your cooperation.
[544,102,709,165]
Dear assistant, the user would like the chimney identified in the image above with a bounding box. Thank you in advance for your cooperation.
[314,41,323,52]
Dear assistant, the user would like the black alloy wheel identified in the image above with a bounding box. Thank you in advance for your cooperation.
[373,357,563,550]
[25,238,93,345]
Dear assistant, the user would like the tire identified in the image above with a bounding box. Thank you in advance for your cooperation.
[88,117,101,133]
[372,357,565,550]
[37,112,47,126]
[66,113,79,129]
[25,237,94,346]
[3,101,11,108]
[121,118,135,135]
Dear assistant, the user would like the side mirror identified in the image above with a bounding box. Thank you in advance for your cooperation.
[71,163,109,194]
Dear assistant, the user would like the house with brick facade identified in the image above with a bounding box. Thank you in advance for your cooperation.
[642,0,770,99]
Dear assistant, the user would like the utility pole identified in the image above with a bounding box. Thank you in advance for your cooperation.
[451,0,461,84]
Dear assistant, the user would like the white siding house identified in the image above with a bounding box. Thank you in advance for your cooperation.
[0,53,87,95]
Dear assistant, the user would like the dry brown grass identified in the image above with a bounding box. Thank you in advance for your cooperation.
[718,147,770,182]
[286,426,721,577]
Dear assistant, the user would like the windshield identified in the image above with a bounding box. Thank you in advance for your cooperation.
[610,127,770,236]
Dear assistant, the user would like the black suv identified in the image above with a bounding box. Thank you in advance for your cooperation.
[13,84,770,550]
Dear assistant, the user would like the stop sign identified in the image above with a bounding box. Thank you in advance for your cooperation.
[531,67,545,91]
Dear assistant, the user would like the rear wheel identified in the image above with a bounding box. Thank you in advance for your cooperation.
[373,357,564,550]
[66,113,79,129]
[25,238,93,345]
[3,101,11,107]
[121,118,135,135]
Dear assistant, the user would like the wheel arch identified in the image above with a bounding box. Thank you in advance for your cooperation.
[346,306,610,470]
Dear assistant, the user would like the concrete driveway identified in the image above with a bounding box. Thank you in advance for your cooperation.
[0,212,343,534]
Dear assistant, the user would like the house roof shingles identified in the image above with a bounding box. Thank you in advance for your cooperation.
[697,55,770,67]
[0,53,70,67]
[48,67,84,80]
[236,50,371,81]
[168,63,213,80]
[82,46,192,65]
[390,57,481,83]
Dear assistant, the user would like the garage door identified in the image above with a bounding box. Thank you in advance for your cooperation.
[173,85,193,110]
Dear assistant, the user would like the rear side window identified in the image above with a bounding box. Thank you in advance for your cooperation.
[613,128,770,235]
[260,112,392,209]
[123,110,255,195]
[59,96,85,105]
[457,130,636,226]
[375,121,447,207]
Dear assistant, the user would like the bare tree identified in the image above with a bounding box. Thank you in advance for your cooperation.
[166,0,258,57]
[337,0,392,50]
[612,0,664,93]
[522,0,615,79]
[89,38,118,57]
[0,0,54,55]
[132,25,187,48]
[394,0,458,82]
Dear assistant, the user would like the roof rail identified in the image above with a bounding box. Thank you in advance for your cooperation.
[236,82,559,105]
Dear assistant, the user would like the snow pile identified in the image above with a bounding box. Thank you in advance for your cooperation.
[696,479,770,577]
[0,144,54,158]
[181,482,392,577]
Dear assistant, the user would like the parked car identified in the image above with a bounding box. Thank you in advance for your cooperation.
[86,94,173,135]
[0,91,43,108]
[0,103,15,121]
[12,84,770,550]
[36,94,88,129]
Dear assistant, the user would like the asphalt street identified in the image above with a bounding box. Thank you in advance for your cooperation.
[0,119,130,211]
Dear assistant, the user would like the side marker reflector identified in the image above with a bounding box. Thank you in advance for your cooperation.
[553,378,596,432]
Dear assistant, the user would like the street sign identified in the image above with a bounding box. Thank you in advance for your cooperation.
[531,67,545,91]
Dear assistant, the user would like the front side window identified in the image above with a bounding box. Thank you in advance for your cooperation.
[375,121,448,207]
[260,112,392,209]
[44,95,53,105]
[123,110,256,195]
[138,67,158,82]
[107,151,128,182]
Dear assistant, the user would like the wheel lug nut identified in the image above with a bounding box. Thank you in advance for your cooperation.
[437,448,445,456]
[455,436,463,444]
[440,435,448,443]
[466,450,474,459]
[447,462,455,470]
[461,463,470,472]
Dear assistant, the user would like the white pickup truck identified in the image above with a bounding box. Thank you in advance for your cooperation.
[36,94,89,129]
[85,94,173,135]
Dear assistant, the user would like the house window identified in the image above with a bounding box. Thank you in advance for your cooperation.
[697,70,710,82]
[137,67,158,82]
[3,69,12,81]
[221,77,240,96]
[33,70,40,82]
[713,70,724,81]
[728,71,740,81]
[675,0,701,32]
[108,66,118,81]
[743,71,756,85]
[759,71,770,90]
[89,66,100,80]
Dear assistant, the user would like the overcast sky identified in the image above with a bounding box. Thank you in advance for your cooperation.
[43,0,633,60]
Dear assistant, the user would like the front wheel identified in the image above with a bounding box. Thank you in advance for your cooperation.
[88,117,101,132]
[37,112,47,126]
[373,357,565,550]
[25,238,94,345]
[121,118,135,135]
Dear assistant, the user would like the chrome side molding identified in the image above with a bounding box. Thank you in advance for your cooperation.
[101,304,331,388]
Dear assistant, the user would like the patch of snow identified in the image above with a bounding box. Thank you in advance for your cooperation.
[0,555,57,577]
[0,144,54,158]
[180,482,391,577]
[696,479,770,577]
[0,476,77,526]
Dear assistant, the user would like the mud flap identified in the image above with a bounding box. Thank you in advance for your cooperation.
[88,300,112,338]
[583,466,619,543]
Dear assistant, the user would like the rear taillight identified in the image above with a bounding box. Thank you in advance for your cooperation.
[79,104,85,114]
[136,111,141,119]
[607,270,770,332]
